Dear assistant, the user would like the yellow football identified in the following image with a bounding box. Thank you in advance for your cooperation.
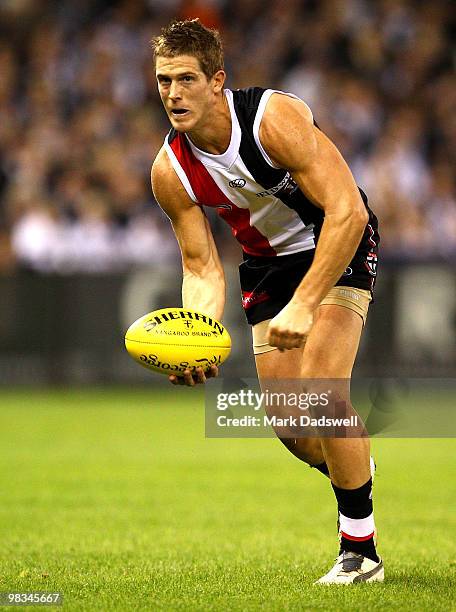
[124,308,231,376]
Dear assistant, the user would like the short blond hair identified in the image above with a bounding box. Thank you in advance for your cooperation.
[152,18,224,80]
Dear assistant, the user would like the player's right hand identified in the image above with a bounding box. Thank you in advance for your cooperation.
[169,365,219,386]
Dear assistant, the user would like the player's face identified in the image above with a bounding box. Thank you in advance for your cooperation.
[156,55,223,133]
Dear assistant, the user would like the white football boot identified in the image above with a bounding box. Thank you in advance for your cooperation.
[315,551,384,584]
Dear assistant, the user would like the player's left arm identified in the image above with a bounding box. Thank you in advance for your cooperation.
[259,93,369,350]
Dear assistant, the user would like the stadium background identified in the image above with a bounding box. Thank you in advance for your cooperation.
[0,1,455,609]
[0,0,455,382]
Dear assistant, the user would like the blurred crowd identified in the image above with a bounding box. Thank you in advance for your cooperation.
[0,0,455,274]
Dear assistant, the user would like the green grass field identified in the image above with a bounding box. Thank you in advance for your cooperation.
[0,388,455,611]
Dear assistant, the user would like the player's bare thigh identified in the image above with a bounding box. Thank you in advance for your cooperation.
[300,304,364,378]
[255,304,363,370]
[254,305,365,465]
[256,304,364,427]
[254,303,364,379]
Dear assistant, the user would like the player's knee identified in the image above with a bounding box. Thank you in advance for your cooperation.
[300,363,344,380]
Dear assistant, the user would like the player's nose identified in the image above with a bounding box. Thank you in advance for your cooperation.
[168,81,182,100]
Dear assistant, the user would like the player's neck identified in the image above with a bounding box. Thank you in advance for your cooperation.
[186,92,231,155]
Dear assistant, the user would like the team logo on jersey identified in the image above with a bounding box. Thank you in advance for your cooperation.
[217,203,233,211]
[364,252,378,276]
[229,178,246,188]
[256,172,298,198]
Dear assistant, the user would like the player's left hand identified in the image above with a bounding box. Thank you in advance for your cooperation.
[267,301,314,351]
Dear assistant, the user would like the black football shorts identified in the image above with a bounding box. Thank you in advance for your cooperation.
[239,241,379,326]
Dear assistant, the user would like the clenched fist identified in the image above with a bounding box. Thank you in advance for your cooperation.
[267,301,314,350]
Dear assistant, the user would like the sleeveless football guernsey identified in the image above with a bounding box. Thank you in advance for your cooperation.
[164,87,378,259]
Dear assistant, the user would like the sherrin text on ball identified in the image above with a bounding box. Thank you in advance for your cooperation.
[124,308,231,376]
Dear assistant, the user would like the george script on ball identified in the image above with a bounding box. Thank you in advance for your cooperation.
[124,308,231,376]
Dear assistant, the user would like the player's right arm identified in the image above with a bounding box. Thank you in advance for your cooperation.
[151,147,226,320]
[151,147,226,385]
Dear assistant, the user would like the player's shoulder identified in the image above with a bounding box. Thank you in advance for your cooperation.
[263,91,314,126]
[151,144,172,180]
[151,142,181,193]
[151,144,193,211]
[259,91,316,169]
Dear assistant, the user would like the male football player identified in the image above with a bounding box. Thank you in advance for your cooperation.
[151,19,383,584]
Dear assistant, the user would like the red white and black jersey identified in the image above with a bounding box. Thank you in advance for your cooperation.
[164,87,379,259]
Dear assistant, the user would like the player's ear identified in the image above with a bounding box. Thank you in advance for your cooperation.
[212,70,226,94]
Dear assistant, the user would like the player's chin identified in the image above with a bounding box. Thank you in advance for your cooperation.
[169,112,194,131]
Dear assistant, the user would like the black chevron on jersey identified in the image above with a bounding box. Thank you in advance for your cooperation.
[232,87,324,229]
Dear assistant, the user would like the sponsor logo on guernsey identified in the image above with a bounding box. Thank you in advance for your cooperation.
[143,310,225,335]
[256,172,298,198]
[217,203,233,211]
[229,178,246,188]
